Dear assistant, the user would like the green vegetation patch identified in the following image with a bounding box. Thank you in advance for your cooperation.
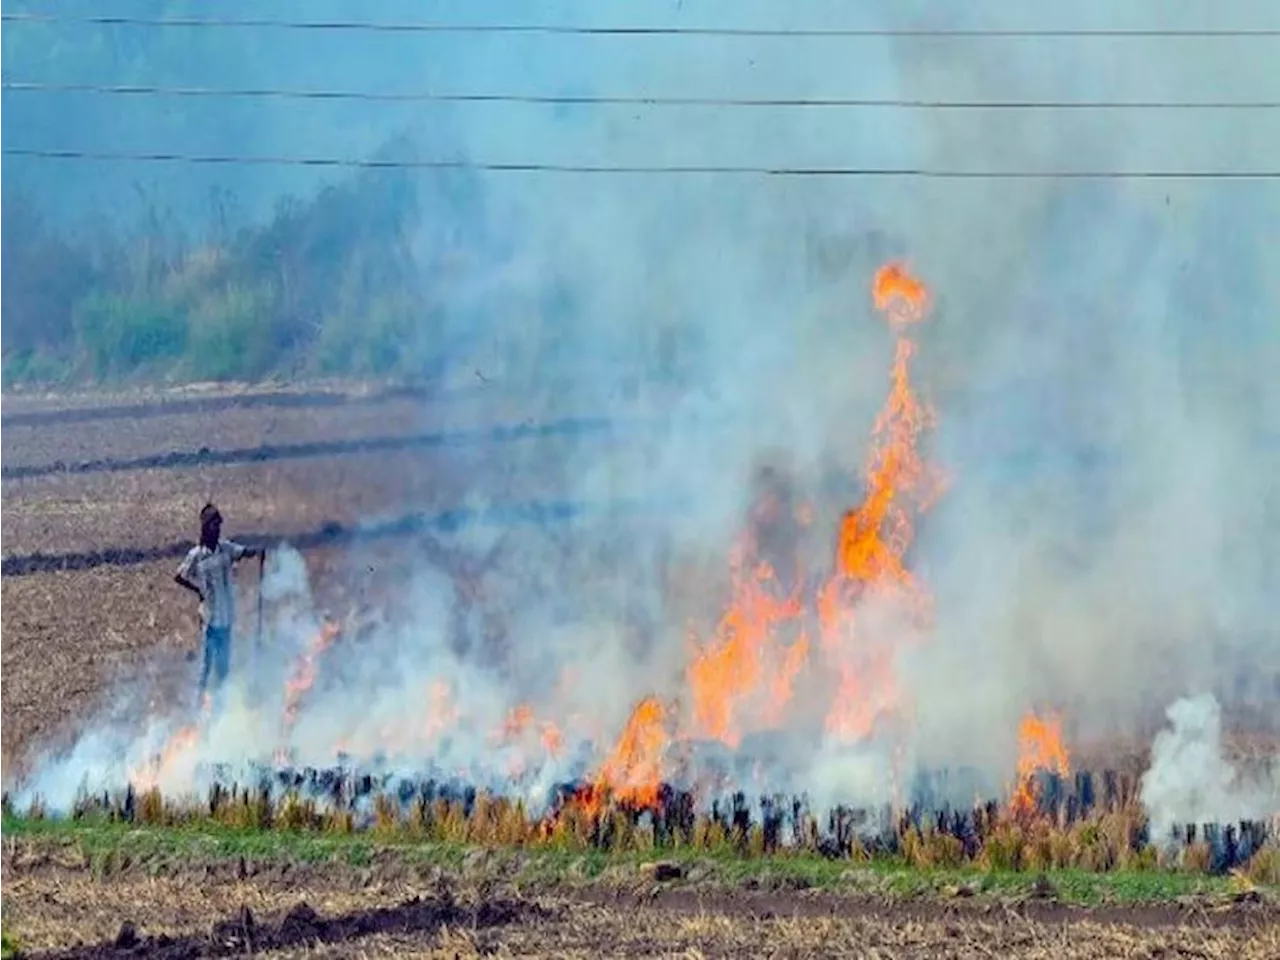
[0,882,16,958]
[2,165,441,387]
[3,813,1258,907]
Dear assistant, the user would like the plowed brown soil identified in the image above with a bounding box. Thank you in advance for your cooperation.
[0,395,429,470]
[3,851,1276,959]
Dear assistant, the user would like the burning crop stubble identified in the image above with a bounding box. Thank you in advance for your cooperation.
[13,263,1277,859]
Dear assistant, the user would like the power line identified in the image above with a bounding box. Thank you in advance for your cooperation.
[3,12,1279,37]
[5,81,1277,110]
[5,147,1277,178]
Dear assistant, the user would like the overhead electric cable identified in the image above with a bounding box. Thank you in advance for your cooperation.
[3,12,1279,37]
[5,81,1277,110]
[4,148,1278,179]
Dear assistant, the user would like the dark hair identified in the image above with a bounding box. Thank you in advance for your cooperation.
[199,503,222,547]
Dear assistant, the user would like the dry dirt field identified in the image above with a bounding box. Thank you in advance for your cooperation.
[4,848,1277,959]
[2,382,630,771]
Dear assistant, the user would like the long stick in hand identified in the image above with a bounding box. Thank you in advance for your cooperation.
[256,549,266,659]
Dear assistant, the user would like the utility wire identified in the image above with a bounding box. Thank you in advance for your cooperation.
[5,148,1277,178]
[5,81,1278,110]
[3,12,1279,37]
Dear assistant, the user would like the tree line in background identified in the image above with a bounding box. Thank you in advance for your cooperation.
[1,166,473,387]
[1,1,462,388]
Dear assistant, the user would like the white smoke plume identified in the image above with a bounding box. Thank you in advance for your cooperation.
[262,545,311,605]
[1140,693,1279,846]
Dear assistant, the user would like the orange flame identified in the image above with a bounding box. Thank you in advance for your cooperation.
[818,261,943,740]
[279,619,340,745]
[579,696,669,815]
[495,703,562,754]
[686,535,806,747]
[873,261,930,326]
[540,724,564,758]
[131,693,212,792]
[423,679,459,742]
[500,704,537,740]
[1011,710,1071,815]
[489,701,566,778]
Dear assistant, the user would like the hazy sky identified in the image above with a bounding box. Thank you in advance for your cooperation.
[4,0,1279,221]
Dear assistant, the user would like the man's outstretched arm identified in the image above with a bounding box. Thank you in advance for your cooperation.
[226,540,264,562]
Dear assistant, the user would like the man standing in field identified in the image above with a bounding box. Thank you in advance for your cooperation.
[174,503,264,705]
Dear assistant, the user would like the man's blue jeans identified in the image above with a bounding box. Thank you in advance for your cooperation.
[199,624,232,703]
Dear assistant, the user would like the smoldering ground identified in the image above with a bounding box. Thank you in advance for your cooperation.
[10,2,1279,823]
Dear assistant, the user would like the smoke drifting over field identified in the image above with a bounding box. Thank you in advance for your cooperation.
[10,2,1279,822]
[1140,694,1280,844]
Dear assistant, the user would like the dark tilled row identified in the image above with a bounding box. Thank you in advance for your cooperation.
[0,497,677,576]
[1,416,621,480]
[0,382,478,428]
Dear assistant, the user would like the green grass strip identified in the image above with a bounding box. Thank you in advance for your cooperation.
[3,813,1261,906]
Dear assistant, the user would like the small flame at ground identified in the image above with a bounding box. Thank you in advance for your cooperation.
[130,693,212,792]
[1012,709,1071,815]
[578,695,670,815]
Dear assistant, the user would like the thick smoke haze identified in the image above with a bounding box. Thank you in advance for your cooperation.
[7,1,1279,817]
